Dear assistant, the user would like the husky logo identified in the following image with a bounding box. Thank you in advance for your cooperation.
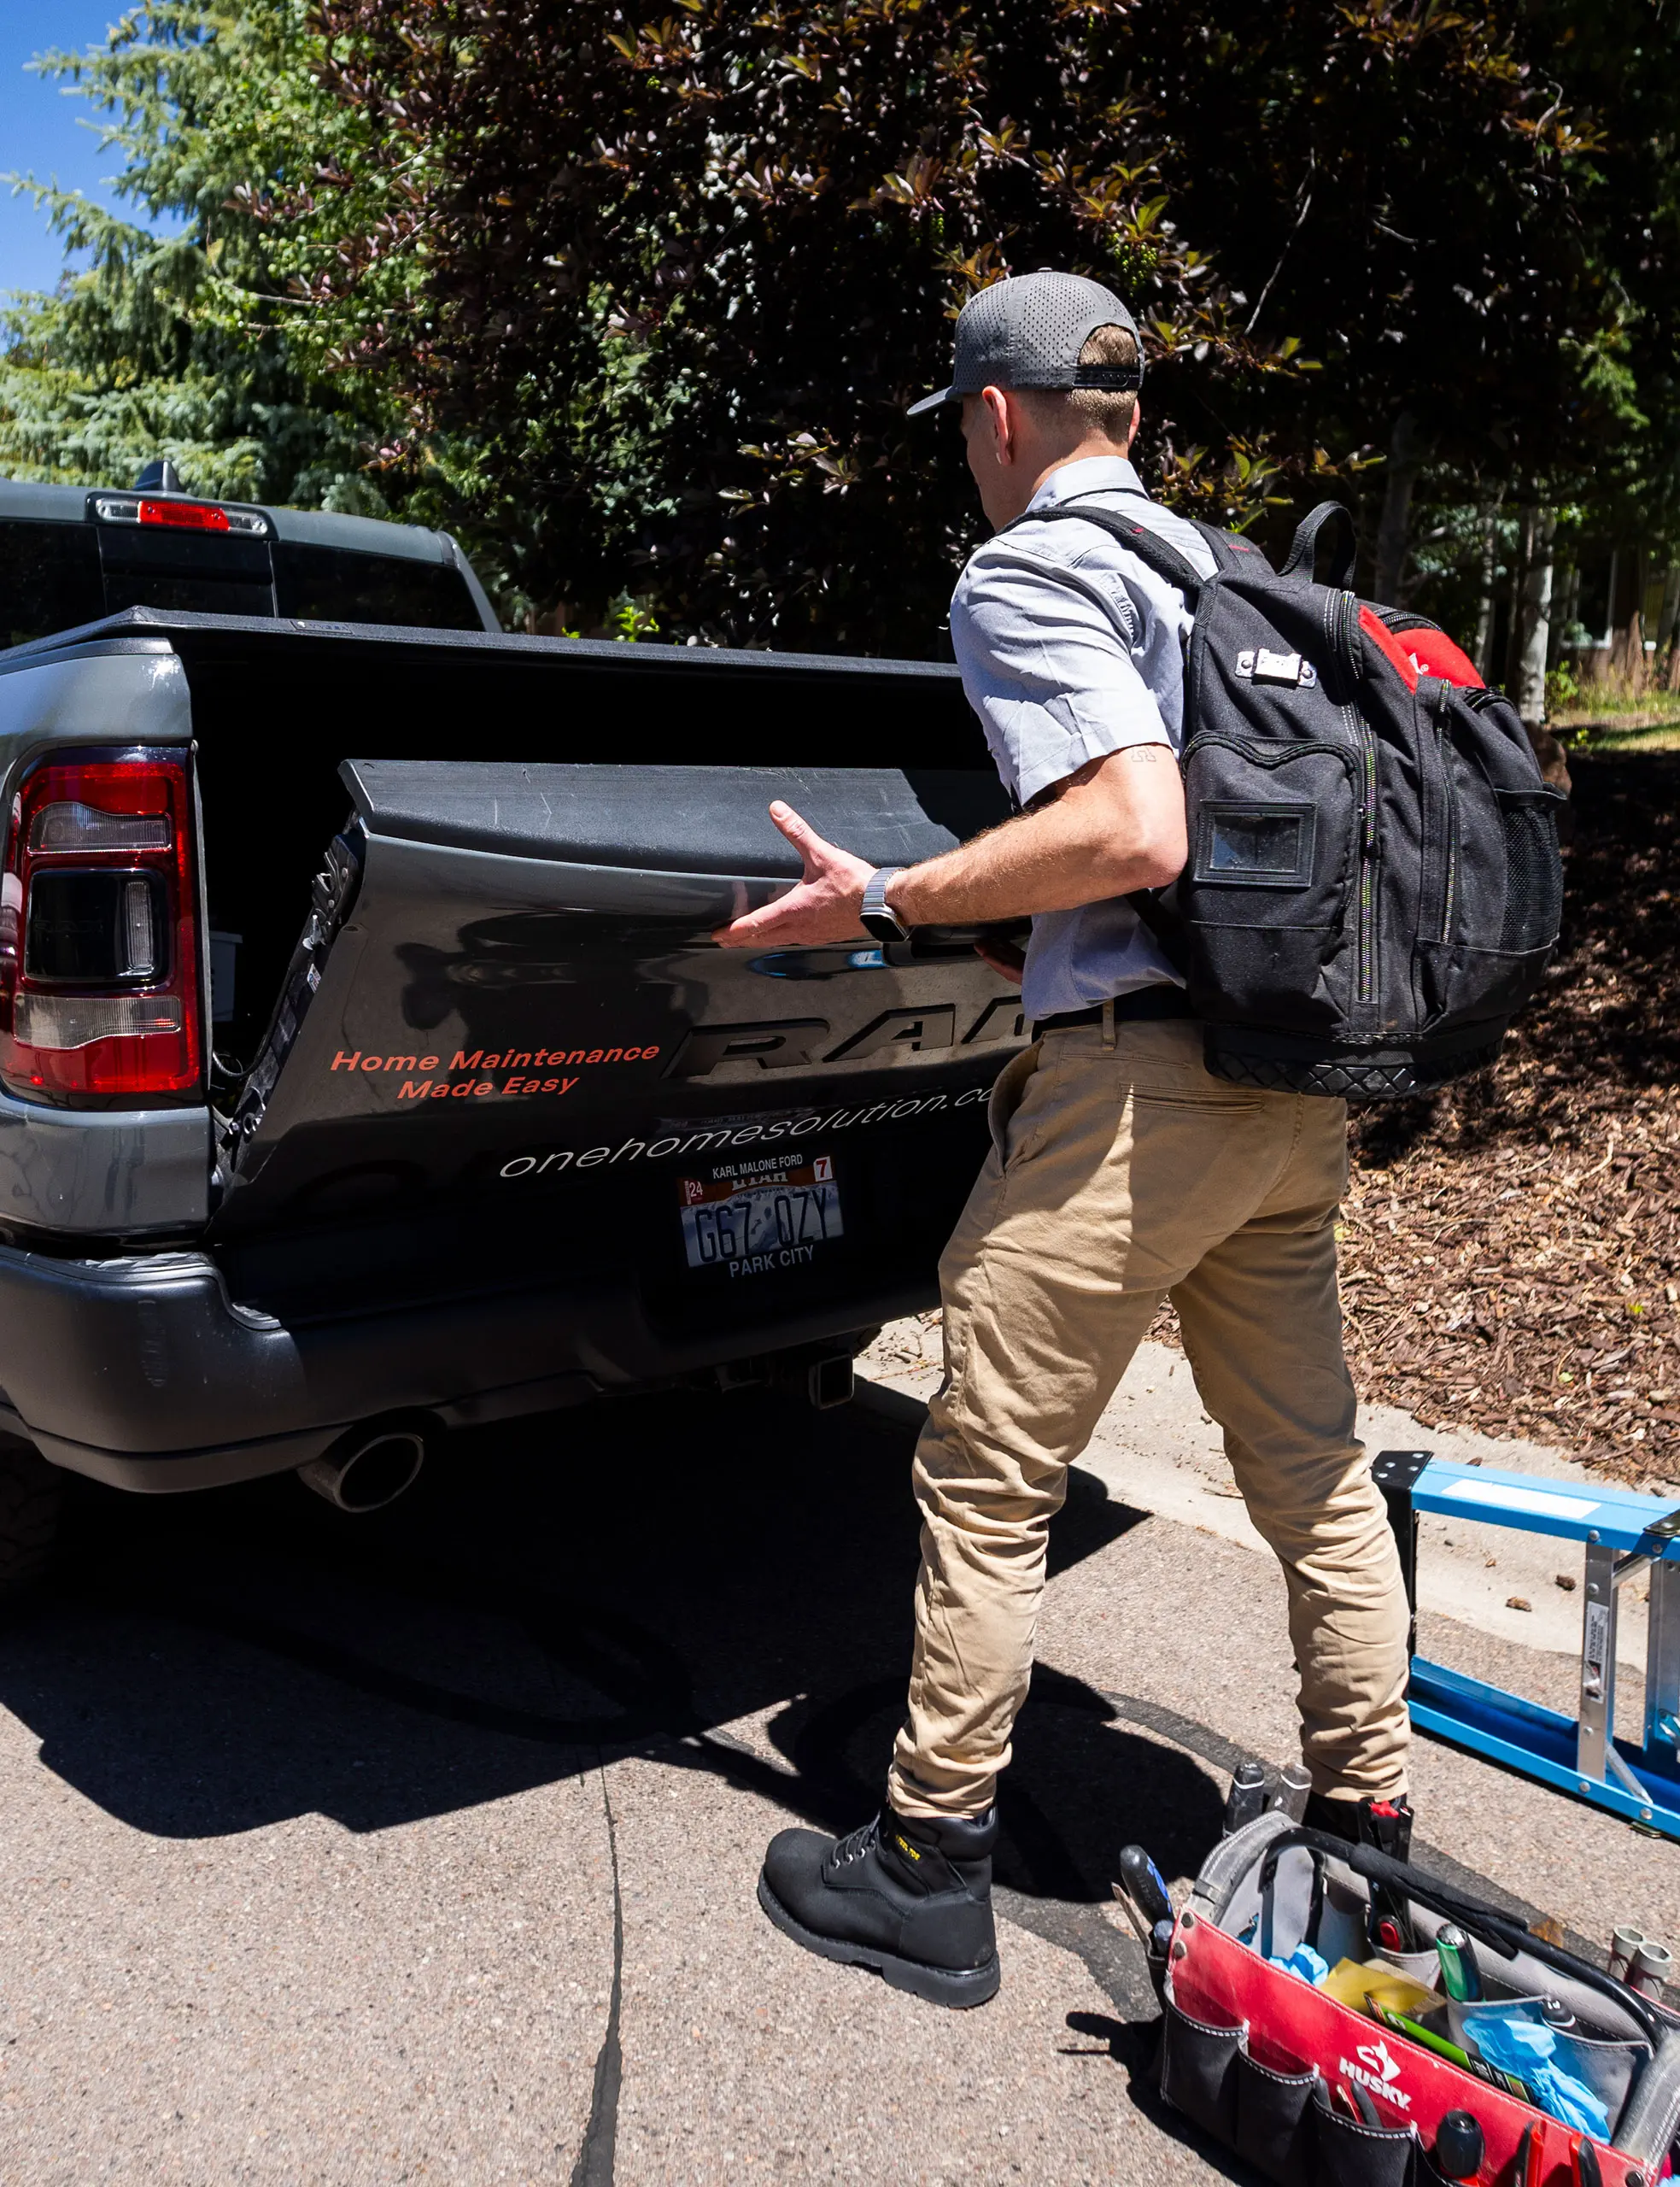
[1338,2037,1410,2112]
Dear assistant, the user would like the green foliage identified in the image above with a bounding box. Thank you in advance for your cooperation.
[1548,659,1583,712]
[0,3,409,513]
[5,0,1677,657]
[300,0,1610,650]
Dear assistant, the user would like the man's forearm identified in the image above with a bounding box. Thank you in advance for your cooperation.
[709,745,1185,952]
[889,746,1184,925]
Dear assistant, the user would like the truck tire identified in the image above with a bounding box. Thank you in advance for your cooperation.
[0,1437,62,1599]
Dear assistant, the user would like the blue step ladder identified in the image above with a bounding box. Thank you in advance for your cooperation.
[1373,1450,1680,1839]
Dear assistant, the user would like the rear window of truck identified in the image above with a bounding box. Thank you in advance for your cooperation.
[0,520,103,651]
[0,517,485,648]
[271,541,483,630]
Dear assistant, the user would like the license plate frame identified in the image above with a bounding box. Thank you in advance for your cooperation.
[677,1152,842,1276]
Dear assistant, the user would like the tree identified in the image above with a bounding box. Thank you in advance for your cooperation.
[0,3,412,514]
[304,0,1599,651]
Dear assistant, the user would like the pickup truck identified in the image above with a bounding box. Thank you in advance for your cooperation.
[0,475,1025,1584]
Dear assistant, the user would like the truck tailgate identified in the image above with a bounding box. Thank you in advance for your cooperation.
[213,762,1026,1369]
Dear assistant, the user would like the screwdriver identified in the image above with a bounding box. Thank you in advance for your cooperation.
[1115,1844,1174,1932]
[1435,1924,1484,2002]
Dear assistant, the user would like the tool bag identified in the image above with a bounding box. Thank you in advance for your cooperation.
[1012,499,1566,1100]
[1157,1809,1680,2184]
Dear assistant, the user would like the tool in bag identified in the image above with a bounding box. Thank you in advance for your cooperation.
[1150,1806,1680,2184]
[1005,497,1566,1099]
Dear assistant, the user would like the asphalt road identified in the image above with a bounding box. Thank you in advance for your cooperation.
[0,1340,1674,2185]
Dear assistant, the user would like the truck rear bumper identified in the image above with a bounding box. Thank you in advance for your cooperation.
[0,1242,925,1492]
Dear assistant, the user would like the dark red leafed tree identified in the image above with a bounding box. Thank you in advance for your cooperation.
[302,1,1594,648]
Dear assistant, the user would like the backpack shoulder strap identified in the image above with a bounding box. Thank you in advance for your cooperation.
[998,501,1209,604]
[1186,518,1274,576]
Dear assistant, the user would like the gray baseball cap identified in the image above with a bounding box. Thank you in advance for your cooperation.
[909,269,1144,417]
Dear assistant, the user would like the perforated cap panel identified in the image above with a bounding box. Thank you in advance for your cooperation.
[908,269,1142,413]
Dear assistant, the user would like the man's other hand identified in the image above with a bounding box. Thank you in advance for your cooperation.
[975,936,1026,985]
[711,801,876,948]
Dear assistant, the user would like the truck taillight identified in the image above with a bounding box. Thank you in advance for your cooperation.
[0,749,202,1105]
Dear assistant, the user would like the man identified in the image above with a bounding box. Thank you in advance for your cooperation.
[714,270,1412,2009]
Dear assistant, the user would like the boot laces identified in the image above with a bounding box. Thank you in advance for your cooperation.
[831,1815,882,1867]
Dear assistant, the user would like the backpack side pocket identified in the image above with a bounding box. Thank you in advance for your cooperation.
[1412,685,1564,1036]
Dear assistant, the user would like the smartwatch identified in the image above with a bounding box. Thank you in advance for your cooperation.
[860,866,910,946]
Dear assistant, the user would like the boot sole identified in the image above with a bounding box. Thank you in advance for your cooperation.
[756,1872,1001,2009]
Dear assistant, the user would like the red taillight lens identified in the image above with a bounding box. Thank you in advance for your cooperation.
[138,497,230,532]
[0,750,202,1105]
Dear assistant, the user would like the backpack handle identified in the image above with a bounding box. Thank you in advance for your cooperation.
[1279,501,1357,589]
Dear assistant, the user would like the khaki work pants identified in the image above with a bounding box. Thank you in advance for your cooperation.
[887,1017,1411,1821]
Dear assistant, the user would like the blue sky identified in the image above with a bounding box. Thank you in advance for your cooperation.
[0,4,160,300]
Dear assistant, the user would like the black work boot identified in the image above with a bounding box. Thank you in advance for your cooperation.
[758,1805,1001,2008]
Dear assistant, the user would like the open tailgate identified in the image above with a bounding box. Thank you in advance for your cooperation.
[212,762,1027,1376]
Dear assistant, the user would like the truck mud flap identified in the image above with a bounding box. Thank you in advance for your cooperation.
[212,763,1029,1364]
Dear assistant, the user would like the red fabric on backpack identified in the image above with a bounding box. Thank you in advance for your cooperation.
[1359,606,1420,689]
[1397,624,1484,689]
[1357,607,1485,693]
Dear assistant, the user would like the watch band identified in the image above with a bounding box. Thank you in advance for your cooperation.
[860,865,910,945]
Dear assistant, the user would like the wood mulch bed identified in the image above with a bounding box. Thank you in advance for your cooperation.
[1150,753,1680,1491]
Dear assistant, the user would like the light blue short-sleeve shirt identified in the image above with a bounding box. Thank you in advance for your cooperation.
[948,455,1215,1023]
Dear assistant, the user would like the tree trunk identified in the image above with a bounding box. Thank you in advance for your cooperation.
[1374,411,1429,605]
[1503,506,1533,695]
[1610,548,1648,689]
[1515,508,1556,724]
[1472,500,1500,679]
[1557,561,1581,654]
[1513,510,1568,792]
[1656,565,1680,679]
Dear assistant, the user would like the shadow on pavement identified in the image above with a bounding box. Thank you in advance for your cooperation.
[0,1383,1225,1903]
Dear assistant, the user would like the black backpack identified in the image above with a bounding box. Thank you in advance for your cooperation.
[1011,498,1566,1099]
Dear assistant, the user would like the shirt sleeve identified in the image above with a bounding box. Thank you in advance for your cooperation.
[949,545,1174,808]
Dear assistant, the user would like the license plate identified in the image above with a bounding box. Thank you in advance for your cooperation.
[677,1153,842,1274]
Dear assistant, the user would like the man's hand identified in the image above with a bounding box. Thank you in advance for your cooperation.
[711,800,876,949]
[711,744,1185,953]
[975,936,1026,985]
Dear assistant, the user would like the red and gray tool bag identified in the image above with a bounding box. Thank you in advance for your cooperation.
[1159,1811,1680,2183]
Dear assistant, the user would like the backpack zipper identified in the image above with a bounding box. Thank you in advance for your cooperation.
[1328,588,1379,1006]
[1435,688,1460,941]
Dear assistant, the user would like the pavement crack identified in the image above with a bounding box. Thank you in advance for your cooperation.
[570,1758,624,2187]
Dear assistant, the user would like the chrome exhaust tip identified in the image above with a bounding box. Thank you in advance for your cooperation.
[297,1427,426,1514]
